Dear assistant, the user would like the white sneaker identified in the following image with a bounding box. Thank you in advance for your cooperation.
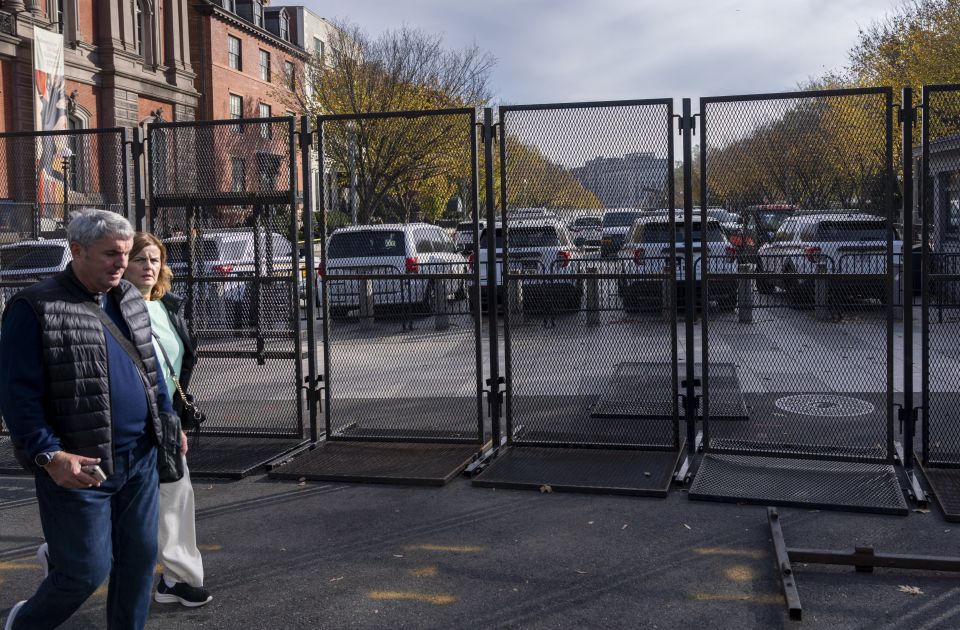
[36,543,49,578]
[4,600,26,630]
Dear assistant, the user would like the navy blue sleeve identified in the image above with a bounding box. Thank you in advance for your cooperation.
[0,301,60,457]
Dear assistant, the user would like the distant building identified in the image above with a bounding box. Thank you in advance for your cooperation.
[571,152,670,209]
[923,135,960,254]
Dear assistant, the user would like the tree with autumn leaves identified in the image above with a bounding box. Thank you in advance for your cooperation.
[287,21,599,227]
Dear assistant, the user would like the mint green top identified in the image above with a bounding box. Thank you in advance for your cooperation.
[146,300,184,399]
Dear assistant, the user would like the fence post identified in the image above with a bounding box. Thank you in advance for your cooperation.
[360,278,375,329]
[132,127,146,231]
[509,271,524,325]
[432,278,449,330]
[894,260,904,322]
[585,266,599,326]
[738,262,754,323]
[815,262,830,321]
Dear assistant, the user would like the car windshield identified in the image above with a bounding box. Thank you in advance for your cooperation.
[0,244,65,270]
[638,223,726,243]
[573,217,602,227]
[165,239,237,264]
[815,220,891,242]
[602,212,645,228]
[327,230,406,258]
[758,212,791,231]
[479,226,559,249]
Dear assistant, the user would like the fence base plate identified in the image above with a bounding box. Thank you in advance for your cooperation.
[268,441,481,485]
[187,437,308,479]
[689,453,908,515]
[918,464,960,522]
[472,445,683,496]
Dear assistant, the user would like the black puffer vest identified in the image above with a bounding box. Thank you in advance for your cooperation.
[7,265,163,475]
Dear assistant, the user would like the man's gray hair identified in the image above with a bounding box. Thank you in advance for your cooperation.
[66,209,135,247]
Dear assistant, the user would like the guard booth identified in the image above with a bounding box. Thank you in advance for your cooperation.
[0,128,129,473]
[269,108,487,485]
[473,99,685,496]
[687,88,909,514]
[148,117,310,477]
[919,83,960,521]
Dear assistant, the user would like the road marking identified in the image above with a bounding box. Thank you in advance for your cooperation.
[368,591,457,605]
[408,566,438,578]
[198,543,222,552]
[0,561,38,571]
[402,544,483,553]
[690,592,782,605]
[724,565,755,582]
[692,547,766,560]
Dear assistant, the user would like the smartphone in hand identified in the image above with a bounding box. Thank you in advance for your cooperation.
[81,465,107,483]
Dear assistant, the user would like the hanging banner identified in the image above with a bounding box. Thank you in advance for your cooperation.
[33,27,67,209]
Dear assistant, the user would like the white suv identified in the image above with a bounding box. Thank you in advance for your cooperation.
[756,212,902,303]
[321,223,468,318]
[617,216,738,310]
[0,238,72,304]
[453,220,485,255]
[474,218,583,311]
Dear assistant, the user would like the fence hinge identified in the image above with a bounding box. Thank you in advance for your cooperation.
[676,113,698,136]
[897,105,919,126]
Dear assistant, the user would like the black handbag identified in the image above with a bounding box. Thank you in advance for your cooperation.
[83,302,184,483]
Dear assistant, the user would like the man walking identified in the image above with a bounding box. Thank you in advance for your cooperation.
[0,209,175,629]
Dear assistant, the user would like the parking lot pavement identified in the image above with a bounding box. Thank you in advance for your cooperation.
[1,472,959,629]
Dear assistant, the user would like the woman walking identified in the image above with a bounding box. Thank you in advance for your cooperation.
[125,232,212,608]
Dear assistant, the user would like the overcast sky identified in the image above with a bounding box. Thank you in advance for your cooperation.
[300,0,898,105]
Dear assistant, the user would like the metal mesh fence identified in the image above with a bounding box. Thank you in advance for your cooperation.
[699,89,896,462]
[0,129,129,438]
[148,118,305,438]
[498,101,679,449]
[317,110,483,443]
[922,86,960,467]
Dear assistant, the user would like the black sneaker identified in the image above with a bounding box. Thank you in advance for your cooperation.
[155,577,213,607]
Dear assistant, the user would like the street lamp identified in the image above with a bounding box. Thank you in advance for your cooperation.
[62,147,73,223]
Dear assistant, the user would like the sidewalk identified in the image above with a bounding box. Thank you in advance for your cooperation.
[1,471,958,629]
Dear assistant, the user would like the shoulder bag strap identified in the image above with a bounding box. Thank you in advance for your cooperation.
[151,330,189,402]
[81,301,150,382]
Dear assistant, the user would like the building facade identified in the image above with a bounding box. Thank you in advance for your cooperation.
[571,152,670,210]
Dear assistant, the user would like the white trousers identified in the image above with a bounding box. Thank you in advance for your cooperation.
[158,457,204,586]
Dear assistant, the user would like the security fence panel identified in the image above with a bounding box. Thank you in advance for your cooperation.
[0,128,129,468]
[148,117,308,477]
[472,99,682,497]
[317,109,481,443]
[920,84,960,521]
[689,88,908,515]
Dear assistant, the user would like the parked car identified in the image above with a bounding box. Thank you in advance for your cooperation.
[600,209,647,257]
[756,212,903,303]
[705,208,741,232]
[730,204,798,252]
[320,223,468,319]
[569,214,603,250]
[0,238,71,304]
[164,228,296,331]
[453,220,485,255]
[474,217,583,311]
[617,216,738,311]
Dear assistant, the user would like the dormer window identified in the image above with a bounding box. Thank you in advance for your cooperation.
[253,1,264,28]
[222,0,235,11]
[279,13,289,41]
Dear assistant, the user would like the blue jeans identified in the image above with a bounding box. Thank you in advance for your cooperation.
[14,438,159,630]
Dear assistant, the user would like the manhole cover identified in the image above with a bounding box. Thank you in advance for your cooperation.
[774,394,875,417]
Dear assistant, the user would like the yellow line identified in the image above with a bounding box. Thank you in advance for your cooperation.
[402,544,483,553]
[0,562,39,571]
[408,566,438,578]
[690,592,783,605]
[198,543,223,552]
[368,591,457,605]
[692,547,767,560]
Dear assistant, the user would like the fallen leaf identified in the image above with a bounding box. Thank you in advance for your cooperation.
[622,524,628,530]
[298,481,306,487]
[913,508,930,514]
[575,570,588,574]
[330,576,344,582]
[393,554,404,558]
[587,521,594,525]
[684,524,692,530]
[898,585,923,595]
[539,485,552,493]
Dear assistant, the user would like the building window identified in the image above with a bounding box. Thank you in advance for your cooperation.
[231,157,246,193]
[314,38,324,59]
[222,0,235,11]
[259,50,270,82]
[55,0,65,34]
[253,1,263,28]
[230,94,243,133]
[134,0,143,55]
[259,103,272,139]
[279,13,289,41]
[284,61,295,90]
[227,35,241,70]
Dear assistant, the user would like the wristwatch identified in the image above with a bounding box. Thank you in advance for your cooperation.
[34,451,60,468]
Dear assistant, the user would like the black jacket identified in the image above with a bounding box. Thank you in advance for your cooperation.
[158,291,197,393]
